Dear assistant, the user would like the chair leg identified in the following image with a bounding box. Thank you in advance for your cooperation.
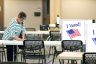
[48,46,54,58]
[17,53,22,62]
[21,53,23,62]
[59,59,62,64]
[22,57,26,62]
[62,60,64,64]
[48,46,52,57]
[1,52,6,62]
[1,52,3,62]
[25,59,26,62]
[75,60,77,64]
[20,53,24,62]
[0,52,2,61]
[81,60,83,64]
[15,54,18,62]
[23,58,26,63]
[68,60,69,64]
[71,60,77,64]
[38,59,41,64]
[42,59,43,64]
[1,51,6,62]
[44,58,46,64]
[52,53,55,64]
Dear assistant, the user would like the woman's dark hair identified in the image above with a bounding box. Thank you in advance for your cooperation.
[18,11,27,19]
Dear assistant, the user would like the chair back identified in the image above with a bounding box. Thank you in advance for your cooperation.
[0,33,3,40]
[40,25,49,31]
[24,40,44,50]
[62,40,83,52]
[50,31,61,41]
[83,53,96,64]
[26,34,41,40]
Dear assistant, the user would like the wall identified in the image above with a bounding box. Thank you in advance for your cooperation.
[50,0,96,23]
[0,0,4,30]
[4,0,42,30]
[62,0,96,19]
[50,0,61,24]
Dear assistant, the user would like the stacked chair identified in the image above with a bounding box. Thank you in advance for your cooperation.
[83,53,96,64]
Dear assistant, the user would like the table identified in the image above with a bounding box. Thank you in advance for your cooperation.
[0,31,4,34]
[25,31,49,34]
[0,40,61,61]
[57,52,84,64]
[26,31,50,40]
[0,40,22,45]
[0,31,50,40]
[0,31,49,35]
[0,40,61,46]
[0,40,61,62]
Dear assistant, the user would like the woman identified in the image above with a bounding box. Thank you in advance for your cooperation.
[2,11,27,61]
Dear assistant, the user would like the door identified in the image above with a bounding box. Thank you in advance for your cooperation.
[42,0,50,24]
[0,0,4,30]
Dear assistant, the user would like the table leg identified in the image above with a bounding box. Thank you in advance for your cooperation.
[60,59,64,64]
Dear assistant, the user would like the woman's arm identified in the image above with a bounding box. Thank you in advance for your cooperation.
[14,36,24,41]
[22,33,26,40]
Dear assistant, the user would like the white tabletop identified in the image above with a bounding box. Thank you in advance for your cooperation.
[0,40,61,46]
[0,31,49,35]
[0,40,23,45]
[57,52,84,60]
[44,41,61,46]
[0,31,4,34]
[25,31,49,34]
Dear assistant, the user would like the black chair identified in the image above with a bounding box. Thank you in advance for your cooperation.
[60,40,83,64]
[48,31,61,64]
[40,25,49,31]
[0,33,6,62]
[62,40,83,52]
[0,44,6,62]
[26,34,41,40]
[49,31,61,41]
[83,53,96,64]
[0,62,28,64]
[16,29,41,62]
[23,40,46,64]
[49,31,61,55]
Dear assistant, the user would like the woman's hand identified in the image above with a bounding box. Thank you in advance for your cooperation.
[14,36,25,41]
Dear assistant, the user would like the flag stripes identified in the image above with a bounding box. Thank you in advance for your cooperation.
[66,29,81,38]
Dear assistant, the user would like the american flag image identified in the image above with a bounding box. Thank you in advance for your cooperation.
[66,29,81,38]
[92,38,96,45]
